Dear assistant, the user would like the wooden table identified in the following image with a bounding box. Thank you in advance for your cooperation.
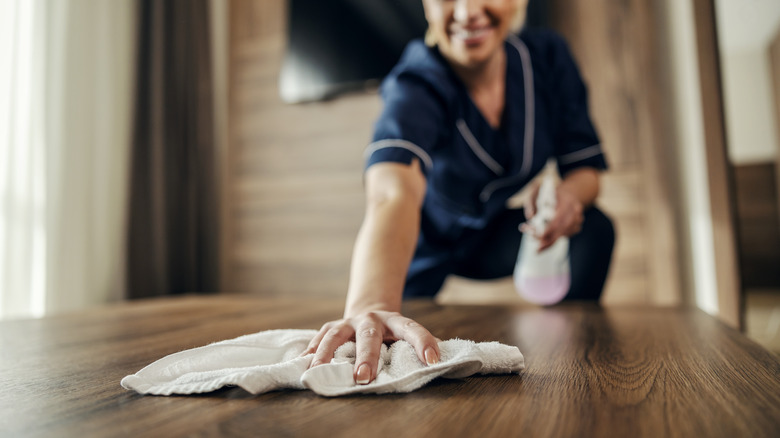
[1,295,778,437]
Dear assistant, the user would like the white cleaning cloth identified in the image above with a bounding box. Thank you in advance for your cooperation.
[121,329,524,397]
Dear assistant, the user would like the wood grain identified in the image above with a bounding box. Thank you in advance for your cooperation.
[1,296,778,438]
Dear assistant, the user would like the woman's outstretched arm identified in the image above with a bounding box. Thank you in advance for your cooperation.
[302,159,440,384]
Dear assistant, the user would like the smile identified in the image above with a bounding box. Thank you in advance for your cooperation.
[451,26,493,44]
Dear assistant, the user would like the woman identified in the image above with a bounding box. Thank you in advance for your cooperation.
[303,0,614,385]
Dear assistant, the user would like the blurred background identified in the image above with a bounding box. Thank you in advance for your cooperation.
[0,0,778,352]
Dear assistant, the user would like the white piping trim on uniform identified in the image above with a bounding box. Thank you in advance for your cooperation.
[479,35,535,202]
[509,34,535,178]
[558,144,603,165]
[364,139,434,172]
[456,119,504,175]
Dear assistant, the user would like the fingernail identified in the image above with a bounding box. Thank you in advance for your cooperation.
[425,348,438,365]
[310,359,322,368]
[356,363,370,385]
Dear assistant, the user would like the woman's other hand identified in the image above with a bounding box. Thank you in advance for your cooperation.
[523,167,600,251]
[537,186,583,251]
[302,311,440,385]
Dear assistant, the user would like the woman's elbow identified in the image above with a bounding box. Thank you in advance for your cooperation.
[365,161,427,210]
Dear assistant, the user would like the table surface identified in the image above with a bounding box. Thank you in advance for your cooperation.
[1,295,778,438]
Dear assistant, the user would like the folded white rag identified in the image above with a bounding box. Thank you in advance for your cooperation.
[121,329,524,397]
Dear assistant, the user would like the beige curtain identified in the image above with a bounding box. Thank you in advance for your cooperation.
[0,0,136,319]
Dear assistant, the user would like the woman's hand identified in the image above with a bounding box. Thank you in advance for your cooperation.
[302,311,440,385]
[538,186,584,250]
[524,184,584,252]
[523,167,599,251]
[305,160,435,385]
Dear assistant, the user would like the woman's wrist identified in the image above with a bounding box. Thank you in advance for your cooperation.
[344,298,400,319]
[559,168,599,208]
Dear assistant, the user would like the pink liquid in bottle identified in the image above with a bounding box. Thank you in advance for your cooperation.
[515,274,570,306]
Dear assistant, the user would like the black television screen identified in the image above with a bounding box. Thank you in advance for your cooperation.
[279,0,549,103]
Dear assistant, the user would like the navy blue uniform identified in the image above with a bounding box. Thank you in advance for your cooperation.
[365,30,614,300]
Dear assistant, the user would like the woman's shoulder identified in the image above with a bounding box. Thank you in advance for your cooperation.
[380,39,459,102]
[391,39,451,81]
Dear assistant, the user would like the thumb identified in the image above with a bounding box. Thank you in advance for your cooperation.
[524,203,535,220]
[524,184,540,219]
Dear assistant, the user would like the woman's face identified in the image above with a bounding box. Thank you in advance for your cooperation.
[423,0,527,69]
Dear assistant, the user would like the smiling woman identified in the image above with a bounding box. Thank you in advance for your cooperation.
[303,0,614,386]
[423,0,527,69]
[225,0,698,312]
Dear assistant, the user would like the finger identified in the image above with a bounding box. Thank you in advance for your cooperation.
[311,322,354,367]
[524,203,535,220]
[556,210,582,238]
[523,185,540,219]
[538,224,563,252]
[353,316,384,385]
[385,315,440,366]
[523,198,536,220]
[538,238,555,252]
[519,222,541,236]
[565,216,583,236]
[539,216,563,245]
[301,323,333,357]
[570,211,584,235]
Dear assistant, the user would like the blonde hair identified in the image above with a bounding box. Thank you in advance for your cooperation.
[425,28,437,47]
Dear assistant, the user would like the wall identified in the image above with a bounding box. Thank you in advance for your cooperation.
[714,0,780,289]
[224,0,371,297]
[715,0,780,164]
[661,0,720,315]
[546,0,683,305]
[720,50,779,164]
[707,0,780,350]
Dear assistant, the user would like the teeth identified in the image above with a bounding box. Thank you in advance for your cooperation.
[456,28,487,39]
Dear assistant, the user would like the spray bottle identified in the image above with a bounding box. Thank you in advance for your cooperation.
[513,173,571,305]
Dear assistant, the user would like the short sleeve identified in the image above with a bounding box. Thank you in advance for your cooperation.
[550,36,608,176]
[365,73,447,175]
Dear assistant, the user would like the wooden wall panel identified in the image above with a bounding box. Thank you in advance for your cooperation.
[547,0,682,305]
[770,28,780,235]
[225,0,682,305]
[226,0,376,297]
